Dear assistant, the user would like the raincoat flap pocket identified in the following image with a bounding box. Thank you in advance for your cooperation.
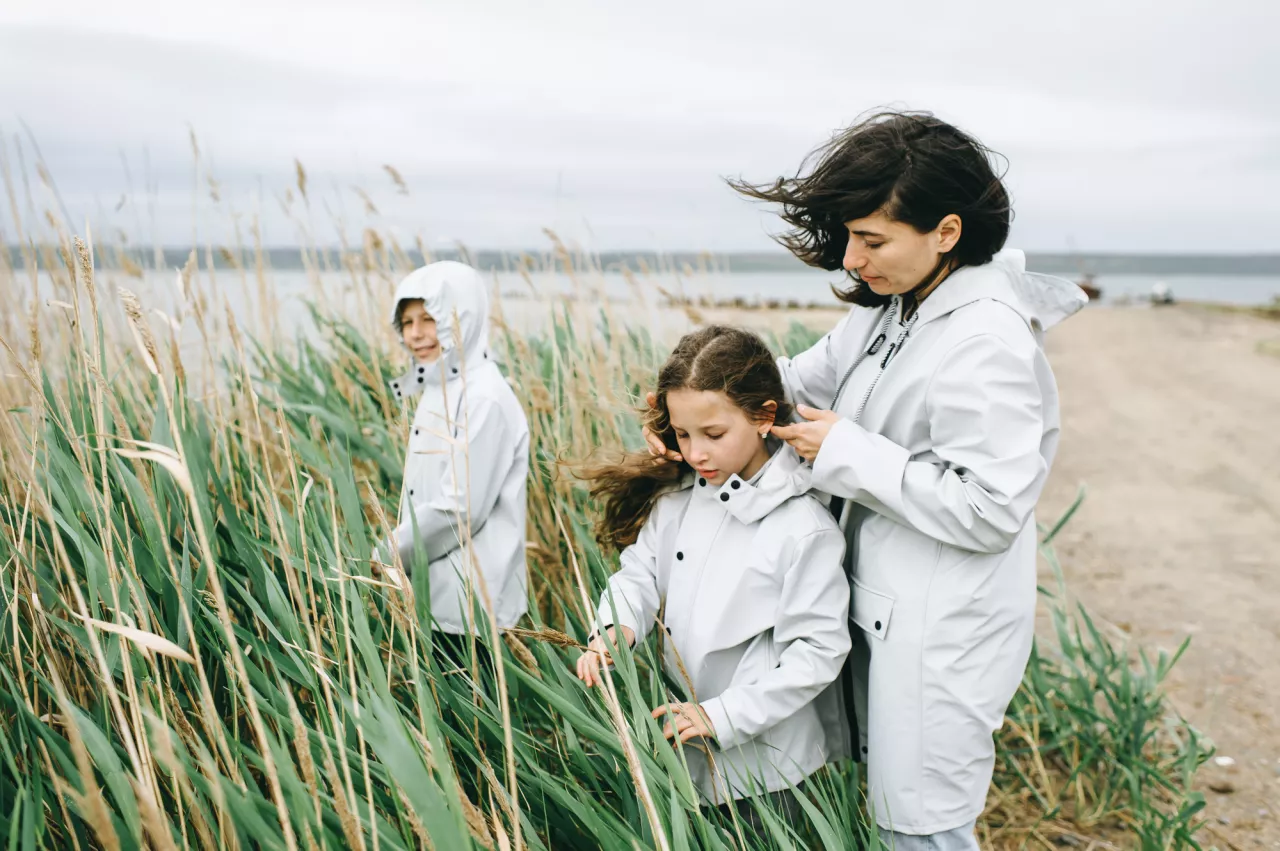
[850,578,894,641]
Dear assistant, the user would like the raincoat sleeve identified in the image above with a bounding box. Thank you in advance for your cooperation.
[699,527,849,751]
[775,311,853,412]
[592,510,663,647]
[392,397,513,567]
[811,333,1048,554]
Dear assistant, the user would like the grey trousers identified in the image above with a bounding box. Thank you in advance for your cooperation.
[882,820,979,851]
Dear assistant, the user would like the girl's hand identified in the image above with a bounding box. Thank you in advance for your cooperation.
[771,404,840,463]
[575,625,637,688]
[642,392,683,462]
[652,702,717,744]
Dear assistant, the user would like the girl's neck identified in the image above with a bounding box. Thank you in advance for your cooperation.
[737,439,773,482]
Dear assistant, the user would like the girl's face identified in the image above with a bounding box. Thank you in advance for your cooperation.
[399,300,441,363]
[666,388,775,486]
[841,210,961,296]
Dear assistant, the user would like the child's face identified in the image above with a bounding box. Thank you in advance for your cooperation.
[399,300,440,363]
[666,389,774,487]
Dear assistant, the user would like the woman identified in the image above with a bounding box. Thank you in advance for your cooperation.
[647,111,1085,846]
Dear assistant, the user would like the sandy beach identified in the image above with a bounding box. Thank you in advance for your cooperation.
[1038,304,1280,846]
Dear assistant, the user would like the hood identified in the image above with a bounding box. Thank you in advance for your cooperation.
[388,261,494,400]
[694,439,813,525]
[914,249,1087,341]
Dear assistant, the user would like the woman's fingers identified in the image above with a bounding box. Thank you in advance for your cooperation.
[642,425,682,462]
[770,423,799,440]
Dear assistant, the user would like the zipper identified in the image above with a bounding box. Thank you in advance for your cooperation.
[850,307,919,424]
[829,299,898,411]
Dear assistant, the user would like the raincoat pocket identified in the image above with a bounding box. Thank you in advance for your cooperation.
[850,578,894,641]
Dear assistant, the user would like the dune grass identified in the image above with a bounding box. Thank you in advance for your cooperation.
[0,152,1212,848]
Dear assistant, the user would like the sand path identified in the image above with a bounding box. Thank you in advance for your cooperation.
[1038,304,1280,846]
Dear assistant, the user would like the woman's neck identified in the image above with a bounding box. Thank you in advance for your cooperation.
[903,259,957,320]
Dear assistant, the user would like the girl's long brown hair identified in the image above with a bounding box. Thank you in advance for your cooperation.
[581,326,792,551]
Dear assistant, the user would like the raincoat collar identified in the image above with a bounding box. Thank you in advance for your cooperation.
[691,439,811,525]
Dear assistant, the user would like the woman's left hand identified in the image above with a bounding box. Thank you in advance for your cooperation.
[652,702,717,744]
[771,404,841,462]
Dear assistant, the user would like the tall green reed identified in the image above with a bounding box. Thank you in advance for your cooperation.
[0,224,1209,849]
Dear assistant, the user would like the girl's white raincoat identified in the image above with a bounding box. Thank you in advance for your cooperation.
[777,249,1086,833]
[595,443,850,803]
[382,261,530,634]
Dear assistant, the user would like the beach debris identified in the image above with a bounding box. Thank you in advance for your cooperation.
[1214,756,1237,768]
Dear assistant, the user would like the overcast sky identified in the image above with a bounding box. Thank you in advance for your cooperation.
[1,0,1277,253]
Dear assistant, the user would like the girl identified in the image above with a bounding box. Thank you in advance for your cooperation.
[648,110,1085,846]
[376,260,530,639]
[577,325,850,808]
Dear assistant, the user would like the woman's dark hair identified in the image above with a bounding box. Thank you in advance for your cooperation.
[729,110,1012,306]
[580,325,791,551]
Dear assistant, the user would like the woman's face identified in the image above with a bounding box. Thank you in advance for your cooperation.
[666,389,774,486]
[842,210,961,296]
[399,300,440,363]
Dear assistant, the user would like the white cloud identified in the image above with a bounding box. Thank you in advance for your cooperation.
[1,0,1276,251]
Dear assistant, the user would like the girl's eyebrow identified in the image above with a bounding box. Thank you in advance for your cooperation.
[850,228,886,238]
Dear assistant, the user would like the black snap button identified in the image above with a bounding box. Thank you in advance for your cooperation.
[731,480,741,490]
[395,390,402,397]
[392,382,399,388]
[676,551,684,560]
[418,366,425,374]
[874,620,882,631]
[409,489,414,496]
[417,376,423,383]
[413,428,419,436]
[451,367,458,375]
[861,745,868,754]
[719,493,729,502]
[698,478,706,487]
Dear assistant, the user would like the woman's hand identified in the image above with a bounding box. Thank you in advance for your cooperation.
[651,702,717,744]
[575,625,637,688]
[771,404,841,463]
[641,392,683,462]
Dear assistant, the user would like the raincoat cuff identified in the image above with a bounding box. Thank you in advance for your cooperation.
[591,602,646,647]
[698,696,740,750]
[811,418,910,515]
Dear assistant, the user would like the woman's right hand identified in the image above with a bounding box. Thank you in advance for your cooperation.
[576,625,637,688]
[642,392,683,462]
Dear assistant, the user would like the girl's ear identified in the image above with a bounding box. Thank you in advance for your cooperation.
[756,400,778,436]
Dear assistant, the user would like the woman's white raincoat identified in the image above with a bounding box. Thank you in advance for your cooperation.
[777,249,1086,833]
[595,444,851,803]
[382,261,530,634]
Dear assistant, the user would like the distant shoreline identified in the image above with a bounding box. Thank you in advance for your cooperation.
[6,245,1280,277]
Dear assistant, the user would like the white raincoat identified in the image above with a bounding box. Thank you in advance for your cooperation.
[382,261,530,634]
[777,249,1086,833]
[595,443,851,803]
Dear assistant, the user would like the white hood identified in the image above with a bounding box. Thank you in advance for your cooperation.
[916,248,1087,341]
[389,261,494,401]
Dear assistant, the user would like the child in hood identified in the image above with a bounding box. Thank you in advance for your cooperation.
[576,325,851,810]
[377,261,530,637]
